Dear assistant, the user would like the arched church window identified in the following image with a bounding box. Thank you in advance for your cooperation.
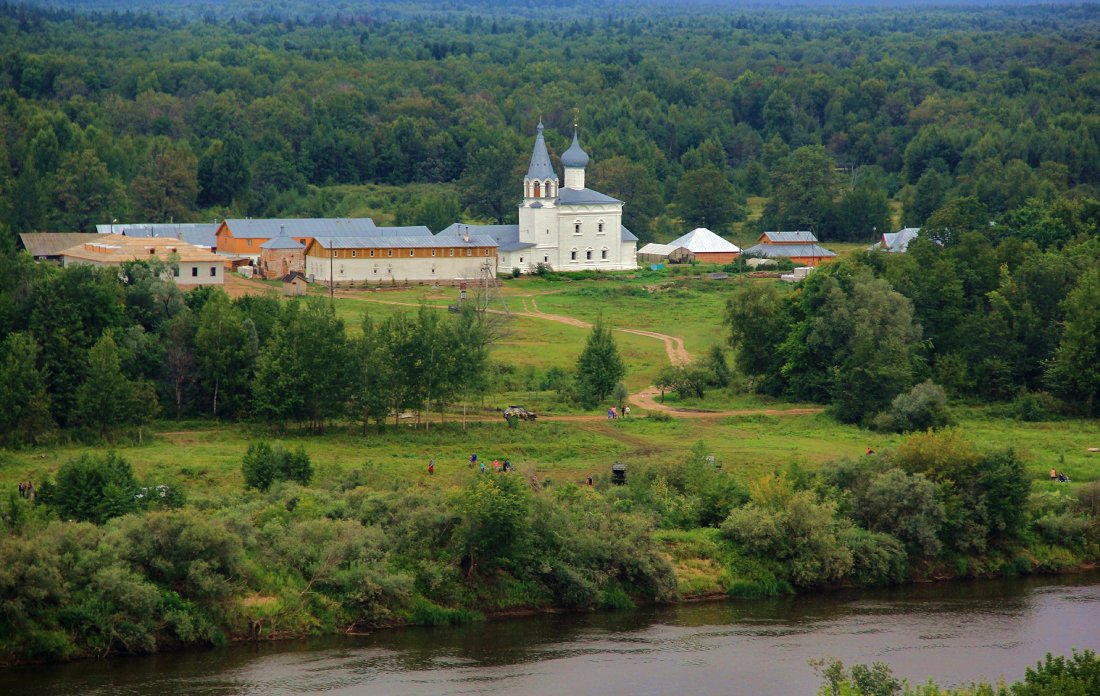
[533,181,541,198]
[585,248,593,261]
[597,220,605,234]
[570,249,578,261]
[601,247,608,260]
[574,221,581,235]
[545,180,552,197]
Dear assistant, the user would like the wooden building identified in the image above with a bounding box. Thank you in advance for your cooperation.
[743,231,837,267]
[304,233,499,284]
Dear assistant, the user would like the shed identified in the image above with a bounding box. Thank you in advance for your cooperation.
[637,243,694,264]
[282,271,309,296]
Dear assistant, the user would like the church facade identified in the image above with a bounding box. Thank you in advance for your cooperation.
[441,121,638,273]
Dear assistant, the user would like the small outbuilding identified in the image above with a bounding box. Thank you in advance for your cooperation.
[637,242,694,264]
[282,271,309,296]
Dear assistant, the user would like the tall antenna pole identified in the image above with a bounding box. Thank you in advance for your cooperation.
[329,238,334,300]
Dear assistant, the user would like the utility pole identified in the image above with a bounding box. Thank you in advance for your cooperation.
[329,238,334,300]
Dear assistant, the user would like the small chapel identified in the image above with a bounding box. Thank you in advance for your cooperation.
[440,121,639,272]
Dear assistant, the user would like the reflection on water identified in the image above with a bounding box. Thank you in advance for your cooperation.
[4,572,1099,696]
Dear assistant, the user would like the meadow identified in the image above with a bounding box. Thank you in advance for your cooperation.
[4,265,1098,497]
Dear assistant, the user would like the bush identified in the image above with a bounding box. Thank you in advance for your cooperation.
[853,468,945,560]
[242,442,314,491]
[1012,390,1063,422]
[45,452,139,524]
[872,381,953,433]
[1032,512,1095,549]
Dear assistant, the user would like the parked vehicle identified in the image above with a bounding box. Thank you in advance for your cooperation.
[504,405,537,421]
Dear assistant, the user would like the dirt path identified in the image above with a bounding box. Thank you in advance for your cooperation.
[322,291,822,420]
[224,274,276,298]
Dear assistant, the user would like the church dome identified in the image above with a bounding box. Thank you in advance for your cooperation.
[561,129,589,168]
[526,120,556,180]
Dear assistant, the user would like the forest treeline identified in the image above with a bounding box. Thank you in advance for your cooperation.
[1,3,1099,243]
[725,228,1100,424]
[0,252,505,445]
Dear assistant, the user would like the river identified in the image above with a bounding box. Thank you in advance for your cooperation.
[4,573,1099,695]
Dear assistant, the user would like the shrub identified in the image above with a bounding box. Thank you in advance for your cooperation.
[842,528,908,586]
[45,452,139,524]
[853,468,945,560]
[872,381,953,433]
[242,442,314,491]
[721,479,854,588]
[1013,390,1063,422]
[1032,513,1095,549]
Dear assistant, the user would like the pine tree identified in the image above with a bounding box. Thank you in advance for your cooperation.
[73,334,132,435]
[575,316,625,409]
[0,332,56,446]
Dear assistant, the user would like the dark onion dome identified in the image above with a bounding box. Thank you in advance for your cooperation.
[561,129,589,168]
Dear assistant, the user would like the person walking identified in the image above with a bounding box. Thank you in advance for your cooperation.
[470,453,477,468]
[624,405,630,418]
[428,458,435,475]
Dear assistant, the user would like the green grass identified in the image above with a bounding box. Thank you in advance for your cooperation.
[4,273,1097,506]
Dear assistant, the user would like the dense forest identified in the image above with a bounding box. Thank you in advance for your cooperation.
[1,2,1099,243]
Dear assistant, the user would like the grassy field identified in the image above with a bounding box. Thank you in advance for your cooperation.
[4,408,1098,507]
[4,269,1098,501]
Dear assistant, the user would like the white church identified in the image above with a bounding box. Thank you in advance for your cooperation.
[439,121,638,272]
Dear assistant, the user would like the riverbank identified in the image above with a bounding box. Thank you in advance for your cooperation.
[4,573,1099,696]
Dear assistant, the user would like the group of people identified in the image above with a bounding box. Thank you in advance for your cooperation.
[425,453,514,476]
[16,481,35,499]
[606,406,630,420]
[469,453,512,473]
[1050,468,1071,483]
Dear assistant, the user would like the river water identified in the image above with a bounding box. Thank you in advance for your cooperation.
[4,573,1099,695]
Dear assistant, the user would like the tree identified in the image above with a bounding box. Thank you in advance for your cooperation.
[194,291,257,418]
[725,282,792,394]
[831,276,922,424]
[460,143,519,224]
[48,149,125,232]
[396,191,461,233]
[162,310,197,419]
[1047,268,1100,415]
[903,166,950,227]
[923,196,989,246]
[0,332,55,446]
[674,165,746,231]
[197,136,250,207]
[827,185,891,243]
[591,156,664,240]
[130,140,198,222]
[575,316,625,408]
[241,441,313,491]
[762,145,841,233]
[47,452,138,524]
[253,299,353,432]
[854,468,945,559]
[72,334,133,435]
